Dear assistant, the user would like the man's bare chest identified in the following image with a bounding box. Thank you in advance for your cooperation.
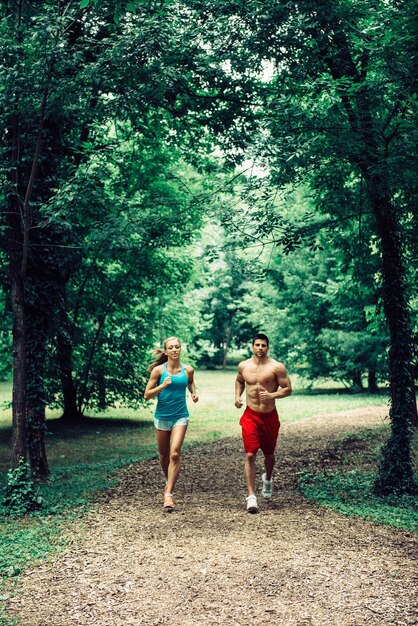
[243,366,276,387]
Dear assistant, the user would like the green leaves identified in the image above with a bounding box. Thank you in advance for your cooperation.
[2,459,43,517]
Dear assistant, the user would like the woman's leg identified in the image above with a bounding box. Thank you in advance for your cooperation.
[155,428,171,481]
[166,424,188,494]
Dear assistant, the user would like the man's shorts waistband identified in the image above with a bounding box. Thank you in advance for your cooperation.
[244,406,278,419]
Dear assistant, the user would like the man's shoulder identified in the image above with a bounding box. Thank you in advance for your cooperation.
[237,358,252,369]
[268,358,287,372]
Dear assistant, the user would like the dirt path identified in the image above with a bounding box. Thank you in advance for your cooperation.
[9,408,417,626]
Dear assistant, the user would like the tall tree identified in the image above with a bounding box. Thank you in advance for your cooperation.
[1,0,213,469]
[186,0,417,494]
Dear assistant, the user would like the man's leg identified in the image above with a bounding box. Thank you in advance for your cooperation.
[240,409,260,512]
[261,414,279,499]
[262,452,275,499]
[244,452,259,513]
[263,453,275,481]
[244,452,257,496]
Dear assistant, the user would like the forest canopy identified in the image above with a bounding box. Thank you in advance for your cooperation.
[1,0,417,494]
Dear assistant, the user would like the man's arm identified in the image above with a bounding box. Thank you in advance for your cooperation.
[274,362,292,398]
[235,363,245,408]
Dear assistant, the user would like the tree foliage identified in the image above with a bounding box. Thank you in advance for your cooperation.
[1,0,416,497]
[184,0,418,494]
[0,0,218,471]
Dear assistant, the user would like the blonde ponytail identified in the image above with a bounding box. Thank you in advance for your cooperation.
[147,349,168,372]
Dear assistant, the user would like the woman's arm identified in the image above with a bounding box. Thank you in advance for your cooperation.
[144,366,171,401]
[186,365,198,403]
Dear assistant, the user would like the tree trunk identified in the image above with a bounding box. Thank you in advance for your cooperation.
[351,370,364,392]
[367,370,379,394]
[54,282,82,422]
[222,344,229,370]
[367,186,417,494]
[27,405,49,478]
[56,325,81,421]
[318,17,417,492]
[26,310,50,478]
[222,324,232,370]
[97,368,107,411]
[7,24,27,466]
[10,275,27,467]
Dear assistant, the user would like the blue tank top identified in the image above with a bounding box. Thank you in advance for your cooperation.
[154,363,189,420]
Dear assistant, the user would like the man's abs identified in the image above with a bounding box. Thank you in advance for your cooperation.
[246,386,276,413]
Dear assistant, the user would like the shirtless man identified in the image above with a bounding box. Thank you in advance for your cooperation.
[235,333,292,513]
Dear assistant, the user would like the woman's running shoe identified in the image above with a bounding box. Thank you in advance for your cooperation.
[164,492,175,512]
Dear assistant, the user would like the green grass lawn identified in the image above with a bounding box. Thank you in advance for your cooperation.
[299,469,418,531]
[0,371,389,471]
[298,425,417,532]
[0,370,413,613]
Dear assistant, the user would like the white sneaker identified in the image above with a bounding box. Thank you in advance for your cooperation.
[246,495,258,513]
[262,473,273,499]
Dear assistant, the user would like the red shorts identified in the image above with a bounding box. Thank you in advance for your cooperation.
[240,406,280,455]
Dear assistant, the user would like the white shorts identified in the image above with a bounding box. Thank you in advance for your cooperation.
[154,416,189,431]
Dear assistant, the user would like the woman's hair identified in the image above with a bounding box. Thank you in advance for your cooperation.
[147,336,181,371]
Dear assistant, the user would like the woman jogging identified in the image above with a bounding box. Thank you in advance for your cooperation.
[144,336,198,512]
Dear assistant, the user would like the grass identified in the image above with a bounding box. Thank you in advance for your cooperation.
[298,427,418,532]
[0,370,413,624]
[299,470,418,531]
